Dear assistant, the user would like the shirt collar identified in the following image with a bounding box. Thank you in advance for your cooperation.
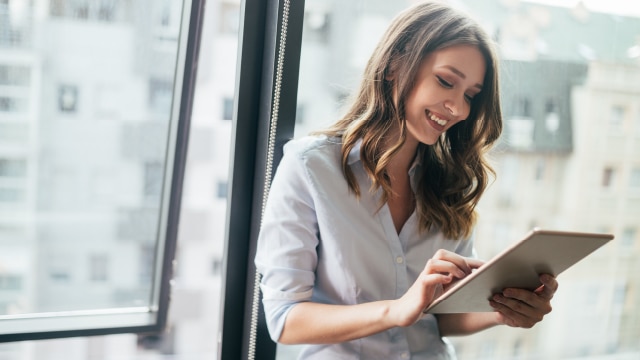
[347,139,362,165]
[347,138,423,176]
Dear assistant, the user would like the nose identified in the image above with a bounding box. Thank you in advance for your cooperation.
[444,96,469,120]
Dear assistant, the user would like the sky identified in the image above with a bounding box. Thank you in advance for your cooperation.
[524,0,640,18]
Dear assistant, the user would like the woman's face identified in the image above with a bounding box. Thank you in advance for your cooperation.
[403,45,486,146]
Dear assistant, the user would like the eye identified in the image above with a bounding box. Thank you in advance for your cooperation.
[436,76,453,88]
[464,94,474,103]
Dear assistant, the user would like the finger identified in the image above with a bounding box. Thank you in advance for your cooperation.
[431,249,483,275]
[503,288,551,310]
[500,288,553,317]
[489,299,538,328]
[534,284,555,301]
[465,257,485,270]
[424,258,468,279]
[539,274,558,294]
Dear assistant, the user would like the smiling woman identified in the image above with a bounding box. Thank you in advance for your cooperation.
[0,0,639,359]
[278,0,640,359]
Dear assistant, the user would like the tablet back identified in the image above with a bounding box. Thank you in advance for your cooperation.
[425,229,614,314]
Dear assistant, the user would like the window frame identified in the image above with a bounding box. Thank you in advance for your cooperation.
[219,0,305,359]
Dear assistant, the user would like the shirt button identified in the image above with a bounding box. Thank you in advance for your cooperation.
[396,256,404,264]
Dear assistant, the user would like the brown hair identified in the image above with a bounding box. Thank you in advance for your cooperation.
[318,1,503,239]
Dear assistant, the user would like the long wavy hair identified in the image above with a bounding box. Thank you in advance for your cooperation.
[318,1,503,239]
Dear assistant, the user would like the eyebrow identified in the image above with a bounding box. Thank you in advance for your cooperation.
[443,65,483,90]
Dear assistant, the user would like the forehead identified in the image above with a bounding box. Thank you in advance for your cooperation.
[422,45,486,85]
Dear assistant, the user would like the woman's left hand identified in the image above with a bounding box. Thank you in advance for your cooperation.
[489,274,558,328]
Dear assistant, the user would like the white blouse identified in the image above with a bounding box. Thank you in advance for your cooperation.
[255,135,475,359]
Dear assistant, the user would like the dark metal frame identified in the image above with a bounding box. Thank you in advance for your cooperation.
[220,0,304,359]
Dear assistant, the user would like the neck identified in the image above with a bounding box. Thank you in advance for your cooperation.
[385,126,419,177]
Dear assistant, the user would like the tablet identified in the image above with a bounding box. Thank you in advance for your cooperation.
[424,228,614,314]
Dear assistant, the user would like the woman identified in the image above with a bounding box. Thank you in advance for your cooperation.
[255,2,558,358]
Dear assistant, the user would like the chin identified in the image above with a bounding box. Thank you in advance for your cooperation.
[418,136,440,146]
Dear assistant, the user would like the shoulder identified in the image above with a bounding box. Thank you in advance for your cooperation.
[282,135,342,168]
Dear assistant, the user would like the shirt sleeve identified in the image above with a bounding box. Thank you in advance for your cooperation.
[254,141,319,342]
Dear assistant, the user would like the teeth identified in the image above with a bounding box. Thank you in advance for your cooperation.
[429,112,448,126]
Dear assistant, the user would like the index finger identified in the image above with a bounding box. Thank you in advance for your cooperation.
[432,249,484,275]
[465,257,484,270]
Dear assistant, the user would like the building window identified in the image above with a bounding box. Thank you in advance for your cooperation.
[620,228,636,250]
[0,96,27,113]
[144,162,164,202]
[149,78,173,116]
[0,188,24,203]
[610,105,625,132]
[216,180,228,199]
[534,158,546,182]
[630,168,640,189]
[90,254,109,282]
[0,274,23,291]
[0,159,27,178]
[515,96,532,117]
[507,117,535,149]
[544,99,560,134]
[0,65,31,86]
[58,84,78,113]
[296,103,305,125]
[222,97,234,120]
[602,167,615,188]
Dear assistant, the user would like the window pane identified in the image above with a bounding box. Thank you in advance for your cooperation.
[283,0,640,359]
[0,0,239,358]
[0,0,189,340]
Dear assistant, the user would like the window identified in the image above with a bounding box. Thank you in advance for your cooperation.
[143,162,164,203]
[0,0,203,345]
[544,99,560,134]
[0,159,26,178]
[0,274,22,291]
[630,168,640,189]
[0,97,27,113]
[0,188,24,203]
[602,167,615,188]
[57,85,78,113]
[149,79,173,115]
[216,180,228,199]
[0,0,638,359]
[0,65,30,86]
[222,96,234,120]
[89,254,109,282]
[620,228,636,250]
[534,157,545,182]
[610,105,625,132]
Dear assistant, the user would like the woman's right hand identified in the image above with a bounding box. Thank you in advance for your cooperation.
[388,249,484,327]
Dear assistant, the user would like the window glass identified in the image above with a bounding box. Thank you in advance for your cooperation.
[280,0,640,359]
[0,0,184,321]
[0,0,238,359]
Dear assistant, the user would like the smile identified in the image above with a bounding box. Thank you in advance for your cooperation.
[427,111,448,126]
